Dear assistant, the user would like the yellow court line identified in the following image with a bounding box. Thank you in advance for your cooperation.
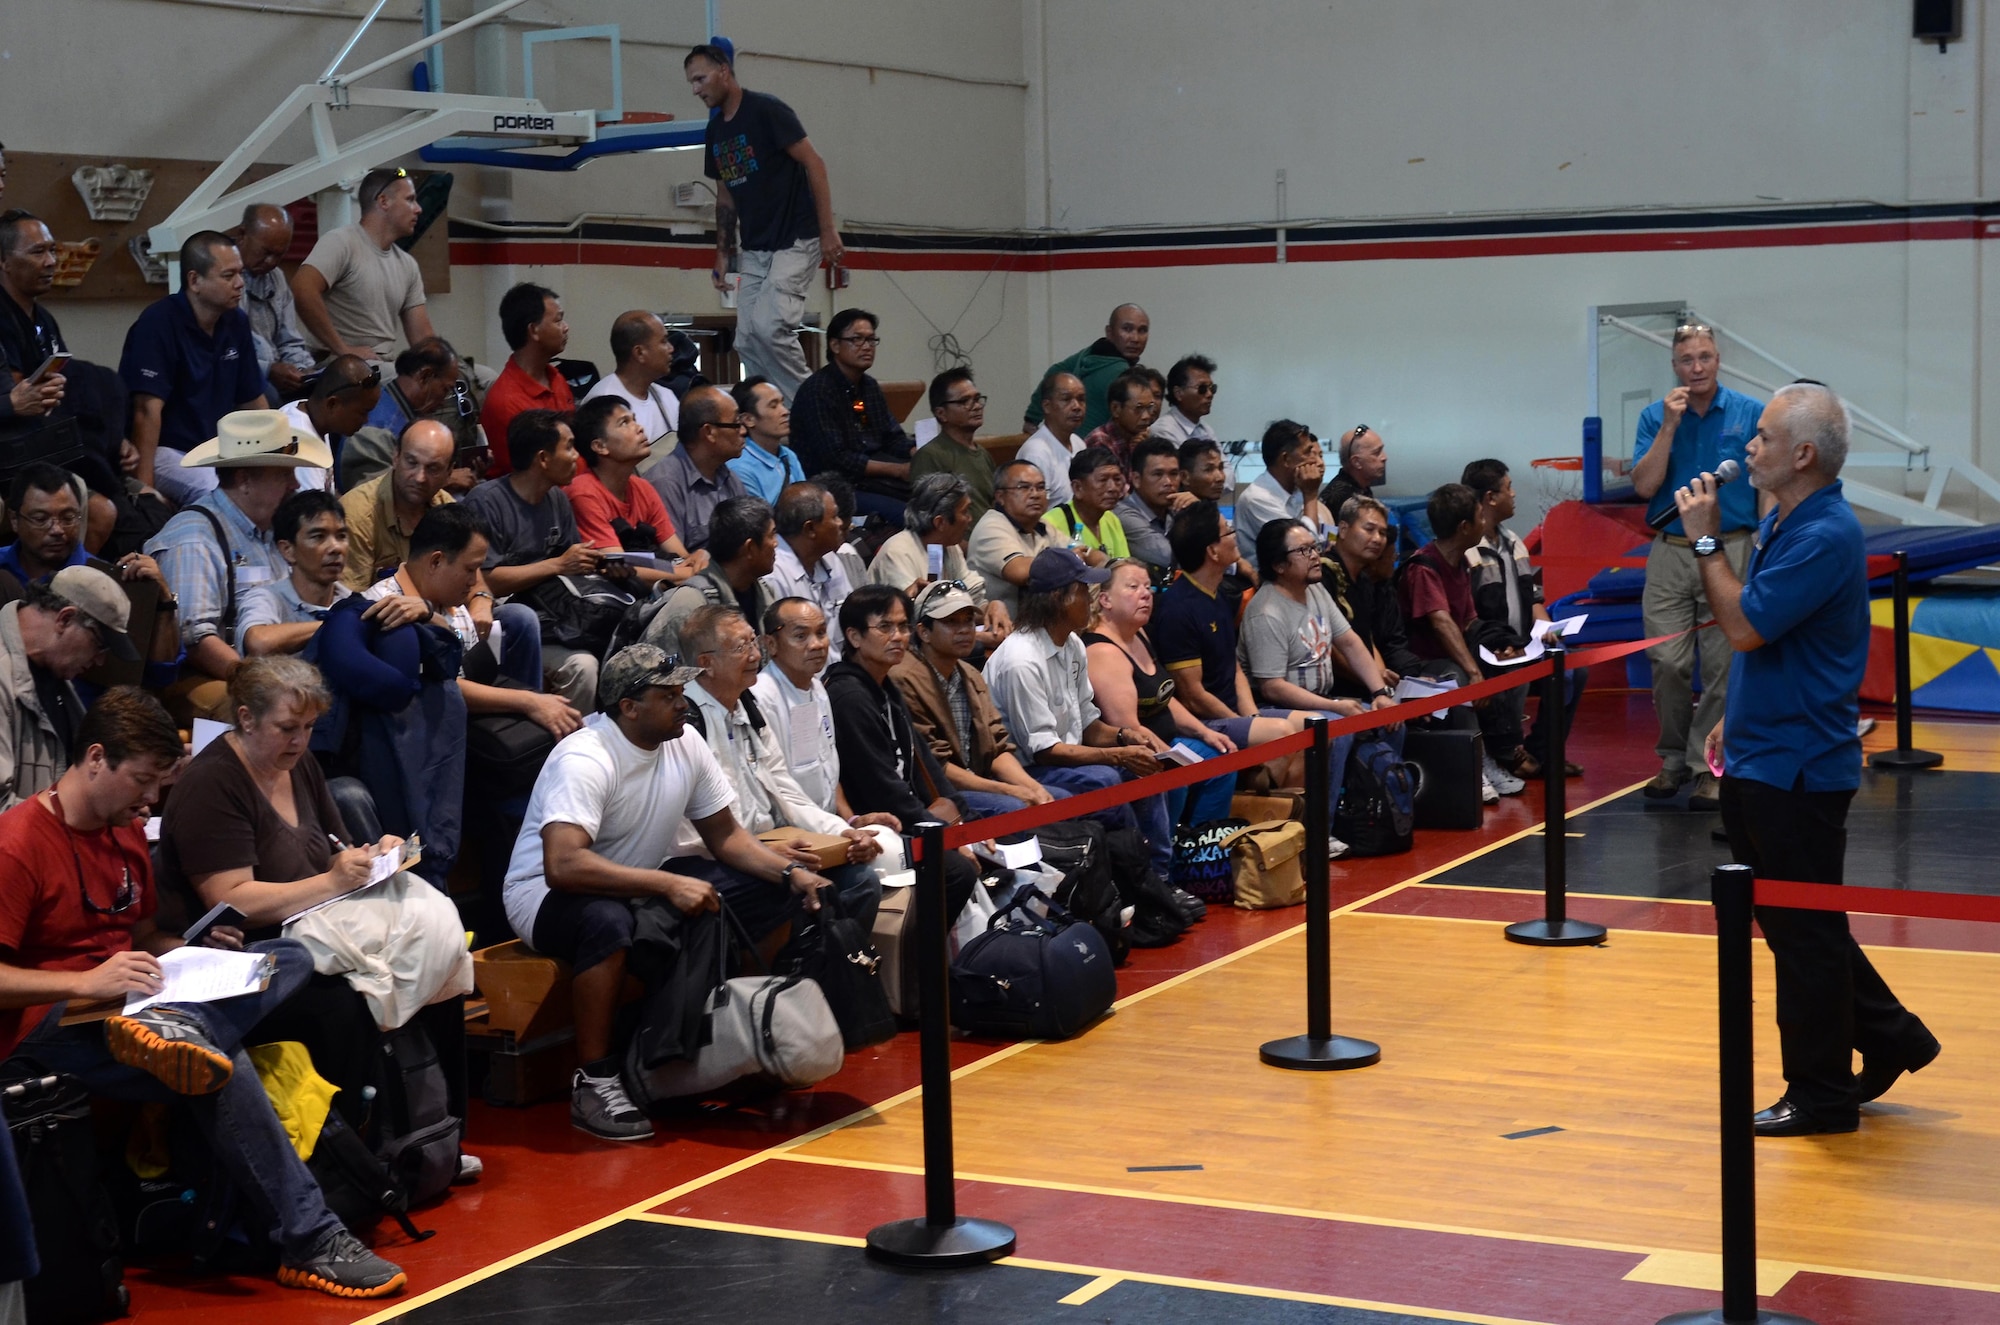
[629,1211,1560,1325]
[1055,1273,1121,1305]
[767,1152,2000,1297]
[350,776,1643,1322]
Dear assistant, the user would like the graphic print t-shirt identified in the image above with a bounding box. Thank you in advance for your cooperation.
[704,91,819,253]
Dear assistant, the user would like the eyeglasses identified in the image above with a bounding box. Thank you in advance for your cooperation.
[18,510,82,531]
[836,335,882,347]
[1285,544,1321,560]
[1001,481,1047,494]
[945,394,987,409]
[706,419,750,432]
[866,618,913,636]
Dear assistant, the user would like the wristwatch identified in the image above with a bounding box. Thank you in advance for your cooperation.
[1691,535,1721,558]
[1370,686,1393,701]
[779,862,801,887]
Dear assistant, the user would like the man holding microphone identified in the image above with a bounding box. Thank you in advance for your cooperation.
[1630,324,1761,810]
[1676,382,1940,1137]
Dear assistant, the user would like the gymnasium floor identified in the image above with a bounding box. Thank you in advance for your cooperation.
[124,693,2000,1325]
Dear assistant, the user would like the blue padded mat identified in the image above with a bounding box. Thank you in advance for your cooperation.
[1575,522,2000,603]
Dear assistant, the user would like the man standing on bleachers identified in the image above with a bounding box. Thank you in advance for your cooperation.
[1629,323,1759,812]
[686,37,844,399]
[121,232,271,498]
[291,166,435,363]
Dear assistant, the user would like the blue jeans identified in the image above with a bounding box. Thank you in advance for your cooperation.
[492,600,544,689]
[10,940,341,1260]
[1029,764,1173,879]
[1163,738,1239,827]
[957,784,1074,821]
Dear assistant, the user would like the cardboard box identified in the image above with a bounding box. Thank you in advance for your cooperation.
[758,827,853,870]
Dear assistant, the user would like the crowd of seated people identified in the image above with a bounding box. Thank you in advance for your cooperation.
[1,153,1583,1302]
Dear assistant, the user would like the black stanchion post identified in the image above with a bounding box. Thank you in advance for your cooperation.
[1259,716,1381,1071]
[1869,550,1942,771]
[866,822,1016,1267]
[1507,645,1606,947]
[1658,865,1816,1325]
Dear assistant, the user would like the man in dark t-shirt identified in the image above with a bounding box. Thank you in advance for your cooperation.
[686,38,843,401]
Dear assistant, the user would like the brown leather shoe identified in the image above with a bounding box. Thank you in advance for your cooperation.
[1642,767,1692,799]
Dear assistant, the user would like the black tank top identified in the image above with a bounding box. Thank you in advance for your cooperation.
[1082,629,1177,743]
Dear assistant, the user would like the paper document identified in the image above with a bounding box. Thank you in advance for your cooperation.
[144,817,162,842]
[877,870,916,890]
[124,946,273,1015]
[1480,614,1588,669]
[1393,676,1458,701]
[281,838,424,926]
[926,543,945,579]
[1531,613,1587,643]
[190,718,229,755]
[1158,742,1204,767]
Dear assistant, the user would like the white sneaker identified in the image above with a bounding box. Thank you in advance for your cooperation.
[454,1152,483,1184]
[1328,836,1351,859]
[1480,776,1500,805]
[1481,753,1525,796]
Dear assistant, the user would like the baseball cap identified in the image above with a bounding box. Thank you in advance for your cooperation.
[598,643,703,711]
[1023,547,1112,594]
[50,565,138,662]
[912,579,978,620]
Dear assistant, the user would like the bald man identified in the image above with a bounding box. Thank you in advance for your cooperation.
[1023,303,1151,435]
[581,309,681,451]
[340,419,461,590]
[232,202,314,398]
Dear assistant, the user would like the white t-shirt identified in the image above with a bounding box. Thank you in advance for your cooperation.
[280,401,334,492]
[503,713,733,942]
[752,665,840,811]
[583,375,680,447]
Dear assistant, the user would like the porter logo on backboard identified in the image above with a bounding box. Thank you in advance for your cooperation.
[492,114,557,133]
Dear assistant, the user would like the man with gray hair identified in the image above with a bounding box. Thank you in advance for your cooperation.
[758,481,851,663]
[1629,323,1762,810]
[1675,382,1938,1138]
[231,203,314,399]
[865,472,1006,638]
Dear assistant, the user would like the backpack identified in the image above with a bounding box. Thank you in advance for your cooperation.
[1170,817,1249,903]
[371,1023,463,1213]
[513,573,638,654]
[1333,737,1421,857]
[306,1110,436,1244]
[1102,825,1191,948]
[3,1067,128,1325]
[1023,821,1130,964]
[950,887,1117,1040]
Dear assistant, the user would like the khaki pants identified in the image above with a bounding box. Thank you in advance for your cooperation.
[735,238,819,400]
[1642,532,1752,773]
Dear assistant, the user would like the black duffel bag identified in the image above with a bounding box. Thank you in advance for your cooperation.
[784,886,896,1050]
[4,1065,128,1325]
[1023,820,1130,964]
[950,887,1116,1040]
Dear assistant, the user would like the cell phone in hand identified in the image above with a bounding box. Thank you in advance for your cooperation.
[183,901,247,944]
[27,353,69,385]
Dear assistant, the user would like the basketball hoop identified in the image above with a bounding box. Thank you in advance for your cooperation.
[1529,456,1583,522]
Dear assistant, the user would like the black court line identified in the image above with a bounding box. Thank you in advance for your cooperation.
[1425,769,2000,902]
[389,1219,1499,1325]
[1501,1127,1565,1141]
[1127,1163,1205,1172]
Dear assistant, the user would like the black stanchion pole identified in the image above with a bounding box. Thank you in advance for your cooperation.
[1260,716,1381,1071]
[866,822,1016,1267]
[1507,645,1606,947]
[1869,551,1942,771]
[1658,865,1816,1325]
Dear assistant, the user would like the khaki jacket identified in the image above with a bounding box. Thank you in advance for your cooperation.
[0,602,68,810]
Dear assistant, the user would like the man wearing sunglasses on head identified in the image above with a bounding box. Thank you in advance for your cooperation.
[0,688,408,1298]
[279,354,381,492]
[1321,425,1388,536]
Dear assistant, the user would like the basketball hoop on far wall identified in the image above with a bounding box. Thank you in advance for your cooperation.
[1529,456,1583,523]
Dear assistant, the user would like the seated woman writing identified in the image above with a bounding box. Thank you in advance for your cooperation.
[158,656,474,1170]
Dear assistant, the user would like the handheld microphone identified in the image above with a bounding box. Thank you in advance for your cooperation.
[1650,458,1740,532]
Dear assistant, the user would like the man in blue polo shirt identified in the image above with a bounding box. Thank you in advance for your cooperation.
[1678,382,1939,1138]
[119,231,269,503]
[1630,323,1760,810]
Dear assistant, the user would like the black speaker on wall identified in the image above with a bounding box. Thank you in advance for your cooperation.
[1913,0,1961,51]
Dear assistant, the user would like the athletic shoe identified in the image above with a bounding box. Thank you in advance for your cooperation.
[1643,766,1693,799]
[278,1226,407,1298]
[105,1009,233,1096]
[454,1152,483,1184]
[1481,753,1524,796]
[572,1069,653,1141]
[1328,836,1351,860]
[1686,773,1721,811]
[1856,717,1877,738]
[1480,776,1500,805]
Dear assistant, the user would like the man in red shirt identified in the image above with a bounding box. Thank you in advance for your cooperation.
[1397,482,1531,799]
[0,688,406,1298]
[479,282,574,478]
[568,395,705,591]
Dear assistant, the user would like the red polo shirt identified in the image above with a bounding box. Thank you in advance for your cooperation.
[479,358,575,478]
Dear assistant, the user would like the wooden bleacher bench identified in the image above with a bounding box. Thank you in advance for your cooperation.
[468,940,577,1106]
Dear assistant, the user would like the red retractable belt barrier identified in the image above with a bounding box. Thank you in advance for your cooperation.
[1752,878,2000,925]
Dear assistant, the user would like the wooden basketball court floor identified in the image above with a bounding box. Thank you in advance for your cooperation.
[121,696,2000,1325]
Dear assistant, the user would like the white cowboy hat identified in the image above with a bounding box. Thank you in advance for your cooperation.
[180,409,333,469]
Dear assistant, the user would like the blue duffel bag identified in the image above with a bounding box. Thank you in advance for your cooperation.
[949,887,1117,1040]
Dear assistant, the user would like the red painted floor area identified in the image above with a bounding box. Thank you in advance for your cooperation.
[111,693,1984,1324]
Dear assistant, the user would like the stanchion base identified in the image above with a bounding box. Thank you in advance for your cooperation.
[1869,748,1943,771]
[1505,918,1608,947]
[1259,1034,1381,1071]
[1656,1310,1818,1324]
[865,1216,1016,1267]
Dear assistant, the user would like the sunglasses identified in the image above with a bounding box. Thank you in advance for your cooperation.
[1672,323,1715,344]
[1343,424,1370,446]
